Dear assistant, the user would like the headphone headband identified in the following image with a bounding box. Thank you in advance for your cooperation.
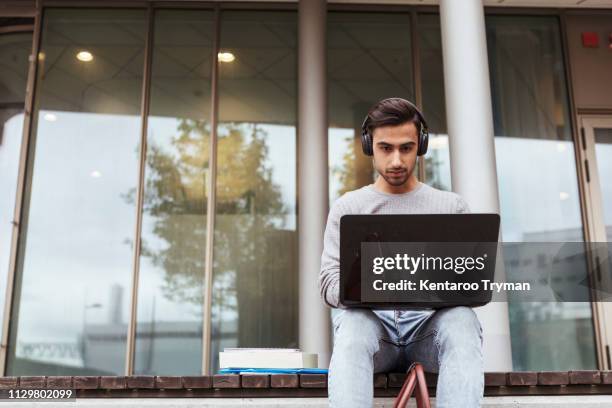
[360,98,429,157]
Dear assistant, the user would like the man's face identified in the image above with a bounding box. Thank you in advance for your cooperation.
[371,122,419,187]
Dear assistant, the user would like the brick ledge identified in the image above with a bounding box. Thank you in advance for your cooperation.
[0,371,610,397]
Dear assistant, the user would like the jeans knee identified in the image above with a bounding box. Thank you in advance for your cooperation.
[333,309,381,356]
[434,307,482,351]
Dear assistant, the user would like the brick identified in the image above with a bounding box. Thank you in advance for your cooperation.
[213,375,240,388]
[601,371,612,384]
[538,371,569,385]
[374,373,387,388]
[100,376,126,389]
[155,376,182,389]
[127,376,154,389]
[388,373,407,388]
[46,376,72,389]
[19,376,46,389]
[270,374,298,388]
[0,377,17,389]
[182,376,211,389]
[241,374,269,388]
[569,370,601,385]
[73,376,99,389]
[299,374,327,388]
[485,372,507,386]
[507,372,537,386]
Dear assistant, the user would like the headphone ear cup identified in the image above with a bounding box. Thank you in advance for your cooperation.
[361,129,373,156]
[417,128,428,156]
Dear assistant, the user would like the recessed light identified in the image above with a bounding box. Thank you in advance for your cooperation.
[77,51,94,62]
[559,192,569,201]
[90,170,102,178]
[218,52,235,63]
[44,113,57,122]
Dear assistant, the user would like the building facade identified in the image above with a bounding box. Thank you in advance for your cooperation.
[1,0,611,377]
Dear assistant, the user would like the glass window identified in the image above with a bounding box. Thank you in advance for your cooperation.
[210,10,298,372]
[594,128,612,241]
[328,12,414,203]
[417,14,451,191]
[133,9,214,375]
[7,9,147,375]
[486,15,596,370]
[0,30,32,334]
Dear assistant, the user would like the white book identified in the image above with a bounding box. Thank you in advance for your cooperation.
[219,348,318,369]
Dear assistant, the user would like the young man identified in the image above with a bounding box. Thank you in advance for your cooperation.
[319,98,484,407]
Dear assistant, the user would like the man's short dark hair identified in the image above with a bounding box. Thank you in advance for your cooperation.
[365,98,423,138]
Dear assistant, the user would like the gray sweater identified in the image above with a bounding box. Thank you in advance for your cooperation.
[319,182,470,309]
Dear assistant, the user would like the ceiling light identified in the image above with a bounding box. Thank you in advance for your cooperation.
[44,113,57,122]
[559,192,569,201]
[218,52,235,63]
[77,51,94,62]
[556,143,567,152]
[90,170,102,178]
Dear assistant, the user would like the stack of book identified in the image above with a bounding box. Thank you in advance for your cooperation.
[218,348,327,374]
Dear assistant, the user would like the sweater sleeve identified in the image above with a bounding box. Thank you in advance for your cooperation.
[319,198,347,309]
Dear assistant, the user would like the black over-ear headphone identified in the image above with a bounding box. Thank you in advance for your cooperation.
[360,98,429,157]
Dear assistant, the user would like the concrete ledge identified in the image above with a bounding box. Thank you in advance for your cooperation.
[4,396,612,407]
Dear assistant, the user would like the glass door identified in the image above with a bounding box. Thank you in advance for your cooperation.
[582,118,612,241]
[0,26,33,363]
[581,116,612,369]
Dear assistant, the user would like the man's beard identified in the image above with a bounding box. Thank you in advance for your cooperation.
[381,168,412,186]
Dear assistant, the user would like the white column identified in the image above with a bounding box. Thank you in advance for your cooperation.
[440,0,513,371]
[298,0,331,367]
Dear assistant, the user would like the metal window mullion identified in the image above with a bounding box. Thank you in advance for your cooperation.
[40,0,147,8]
[0,25,35,35]
[201,4,220,376]
[125,3,154,377]
[0,0,43,377]
[411,10,426,183]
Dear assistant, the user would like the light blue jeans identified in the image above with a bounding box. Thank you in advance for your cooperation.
[328,307,484,407]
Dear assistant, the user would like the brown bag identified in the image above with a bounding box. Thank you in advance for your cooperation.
[392,362,431,408]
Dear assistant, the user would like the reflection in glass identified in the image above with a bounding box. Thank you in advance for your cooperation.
[594,128,612,242]
[133,10,214,375]
[327,12,414,202]
[7,9,146,375]
[425,134,451,191]
[418,14,451,191]
[487,15,596,370]
[210,11,298,372]
[0,31,32,338]
[0,32,30,104]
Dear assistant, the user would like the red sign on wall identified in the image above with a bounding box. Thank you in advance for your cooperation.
[582,32,599,48]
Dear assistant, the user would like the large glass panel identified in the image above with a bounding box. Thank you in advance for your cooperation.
[0,31,32,338]
[7,9,146,375]
[486,15,596,370]
[594,128,612,242]
[134,9,214,375]
[417,14,451,191]
[210,10,298,372]
[328,12,414,202]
